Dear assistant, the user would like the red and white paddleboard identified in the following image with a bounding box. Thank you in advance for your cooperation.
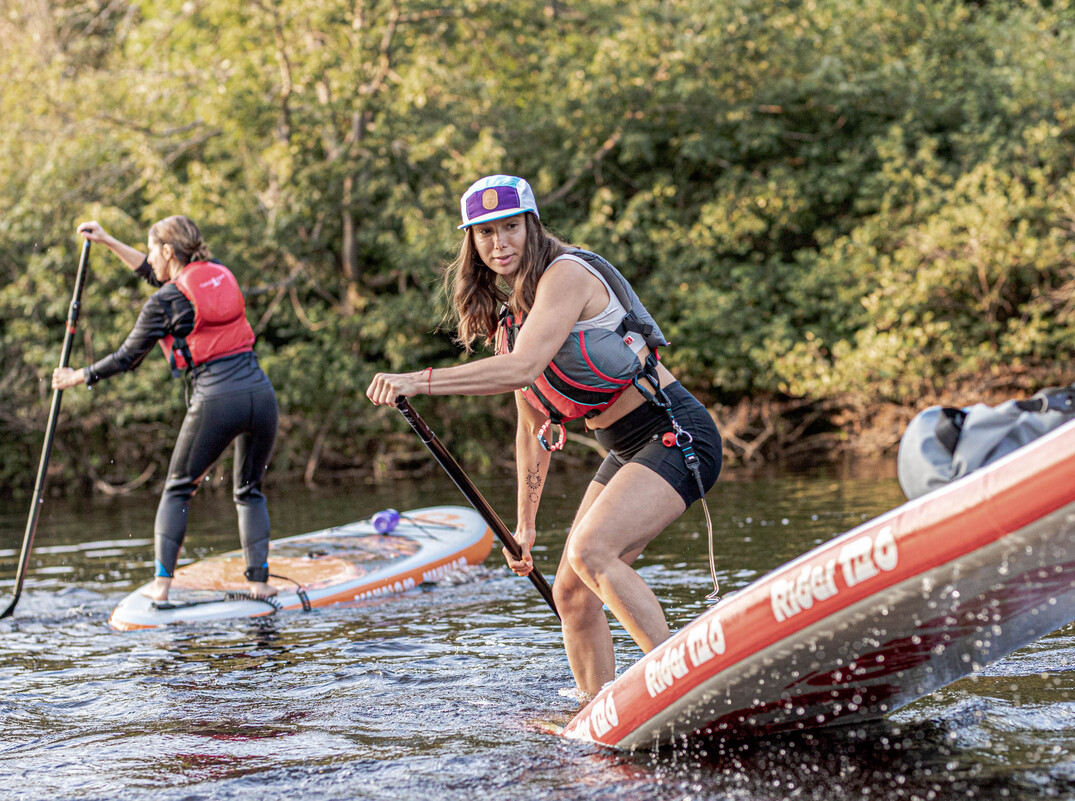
[109,505,493,631]
[562,421,1075,749]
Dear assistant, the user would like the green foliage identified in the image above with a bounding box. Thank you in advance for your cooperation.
[2,0,1074,492]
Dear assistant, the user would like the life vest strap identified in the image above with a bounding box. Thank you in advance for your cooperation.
[168,337,195,379]
[615,313,658,348]
[628,353,668,409]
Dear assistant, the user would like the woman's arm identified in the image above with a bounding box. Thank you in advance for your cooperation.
[504,393,553,576]
[366,259,597,404]
[52,289,183,389]
[77,221,147,271]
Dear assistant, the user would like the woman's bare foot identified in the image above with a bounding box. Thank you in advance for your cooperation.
[246,580,278,599]
[140,576,172,602]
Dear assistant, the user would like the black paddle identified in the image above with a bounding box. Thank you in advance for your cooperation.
[1,240,92,620]
[394,396,560,619]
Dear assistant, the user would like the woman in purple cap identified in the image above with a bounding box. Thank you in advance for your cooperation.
[366,175,721,697]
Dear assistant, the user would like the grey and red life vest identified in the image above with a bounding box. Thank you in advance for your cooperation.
[159,261,255,374]
[495,250,668,447]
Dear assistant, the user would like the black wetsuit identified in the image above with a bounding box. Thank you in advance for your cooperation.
[84,260,277,580]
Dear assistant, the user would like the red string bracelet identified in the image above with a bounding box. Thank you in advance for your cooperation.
[425,366,433,396]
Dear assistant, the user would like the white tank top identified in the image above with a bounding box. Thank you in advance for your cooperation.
[557,254,646,354]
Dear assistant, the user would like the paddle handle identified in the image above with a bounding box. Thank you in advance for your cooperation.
[1,240,91,620]
[395,397,560,619]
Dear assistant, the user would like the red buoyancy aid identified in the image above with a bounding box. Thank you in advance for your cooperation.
[158,261,255,372]
[496,250,668,444]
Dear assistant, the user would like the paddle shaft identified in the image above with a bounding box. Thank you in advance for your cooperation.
[1,240,92,620]
[395,397,560,619]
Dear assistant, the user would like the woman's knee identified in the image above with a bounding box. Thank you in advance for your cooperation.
[563,536,608,590]
[552,569,604,618]
[161,475,198,502]
[233,482,266,505]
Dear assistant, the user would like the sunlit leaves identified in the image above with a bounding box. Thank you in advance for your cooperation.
[2,0,1075,488]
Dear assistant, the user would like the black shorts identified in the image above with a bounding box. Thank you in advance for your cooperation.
[591,382,721,507]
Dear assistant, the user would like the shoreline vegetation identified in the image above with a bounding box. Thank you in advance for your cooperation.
[3,0,1074,498]
[18,365,1065,500]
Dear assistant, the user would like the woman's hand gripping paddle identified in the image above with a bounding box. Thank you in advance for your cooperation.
[394,397,560,619]
[2,240,92,619]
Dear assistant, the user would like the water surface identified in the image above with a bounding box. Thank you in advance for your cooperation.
[1,466,1073,800]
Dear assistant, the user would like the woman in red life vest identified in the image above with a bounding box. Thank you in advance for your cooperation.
[366,176,722,698]
[52,216,279,603]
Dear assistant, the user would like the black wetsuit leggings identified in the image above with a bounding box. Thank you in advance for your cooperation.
[154,384,278,578]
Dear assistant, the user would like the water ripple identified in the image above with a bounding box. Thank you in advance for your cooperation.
[2,474,1073,800]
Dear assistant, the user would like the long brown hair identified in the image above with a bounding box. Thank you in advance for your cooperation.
[148,215,211,265]
[443,213,570,352]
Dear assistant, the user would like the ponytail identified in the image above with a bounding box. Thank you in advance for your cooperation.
[149,215,212,265]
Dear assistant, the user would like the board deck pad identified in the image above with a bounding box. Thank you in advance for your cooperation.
[561,420,1075,750]
[171,534,425,592]
[109,505,493,630]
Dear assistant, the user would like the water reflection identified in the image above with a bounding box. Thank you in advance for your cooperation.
[1,467,1073,800]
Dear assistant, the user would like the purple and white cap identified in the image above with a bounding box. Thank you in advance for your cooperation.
[458,175,539,229]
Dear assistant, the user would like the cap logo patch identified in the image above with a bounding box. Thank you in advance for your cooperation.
[459,176,538,229]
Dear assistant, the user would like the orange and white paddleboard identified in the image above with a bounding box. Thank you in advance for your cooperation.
[109,505,493,631]
[562,422,1075,749]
